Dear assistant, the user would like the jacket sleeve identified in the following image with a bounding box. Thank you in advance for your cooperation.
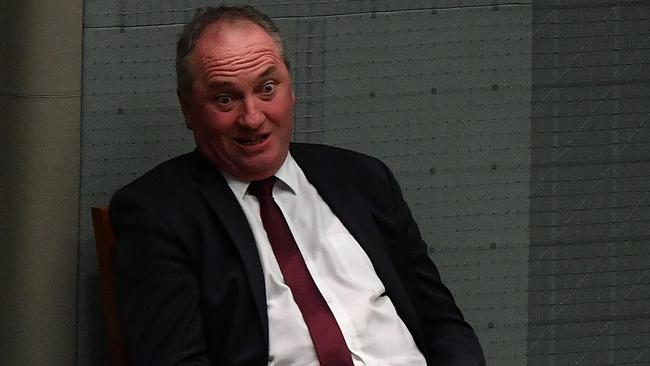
[110,186,211,366]
[376,161,487,366]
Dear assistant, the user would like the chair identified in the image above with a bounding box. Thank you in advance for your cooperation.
[91,207,130,366]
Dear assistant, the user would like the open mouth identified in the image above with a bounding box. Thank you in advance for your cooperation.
[236,134,269,146]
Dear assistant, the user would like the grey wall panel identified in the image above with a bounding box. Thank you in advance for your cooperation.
[319,6,532,364]
[83,0,524,28]
[80,1,533,364]
[529,1,650,365]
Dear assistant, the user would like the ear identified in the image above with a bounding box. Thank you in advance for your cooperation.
[178,91,193,130]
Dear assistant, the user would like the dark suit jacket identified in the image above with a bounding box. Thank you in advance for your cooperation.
[110,143,485,366]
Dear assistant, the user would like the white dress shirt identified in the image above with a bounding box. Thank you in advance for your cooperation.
[224,153,426,366]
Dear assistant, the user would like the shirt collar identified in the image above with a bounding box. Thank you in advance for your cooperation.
[222,153,299,200]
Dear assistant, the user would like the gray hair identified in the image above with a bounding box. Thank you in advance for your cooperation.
[176,5,288,99]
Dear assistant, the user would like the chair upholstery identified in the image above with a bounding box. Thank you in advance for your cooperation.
[91,207,129,366]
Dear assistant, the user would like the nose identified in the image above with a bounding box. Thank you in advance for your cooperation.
[237,98,265,129]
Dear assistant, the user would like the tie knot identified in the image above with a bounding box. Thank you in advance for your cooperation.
[249,176,277,198]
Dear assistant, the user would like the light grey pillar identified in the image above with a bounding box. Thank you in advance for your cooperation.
[0,1,83,364]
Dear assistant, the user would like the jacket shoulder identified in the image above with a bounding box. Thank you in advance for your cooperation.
[126,152,194,187]
[110,151,202,209]
[290,143,387,173]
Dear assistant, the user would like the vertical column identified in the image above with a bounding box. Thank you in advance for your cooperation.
[0,0,82,364]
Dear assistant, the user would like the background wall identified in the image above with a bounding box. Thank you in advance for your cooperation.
[1,0,643,365]
[528,1,650,365]
[79,1,532,364]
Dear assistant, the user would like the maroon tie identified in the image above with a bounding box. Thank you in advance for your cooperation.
[249,177,354,366]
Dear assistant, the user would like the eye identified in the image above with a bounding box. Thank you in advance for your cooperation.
[214,95,232,106]
[260,81,276,96]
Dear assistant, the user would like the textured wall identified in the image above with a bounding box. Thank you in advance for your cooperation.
[528,1,650,365]
[316,5,532,365]
[79,1,532,365]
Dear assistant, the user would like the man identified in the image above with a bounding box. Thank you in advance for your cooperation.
[110,5,485,366]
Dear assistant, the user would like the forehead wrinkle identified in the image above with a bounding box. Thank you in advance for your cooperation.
[201,52,282,79]
[212,48,282,67]
[203,59,275,79]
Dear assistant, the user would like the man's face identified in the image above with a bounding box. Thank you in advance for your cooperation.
[180,21,295,181]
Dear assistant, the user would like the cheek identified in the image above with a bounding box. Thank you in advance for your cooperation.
[267,95,295,121]
[194,109,236,136]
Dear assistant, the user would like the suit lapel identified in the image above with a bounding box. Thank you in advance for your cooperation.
[189,152,268,338]
[292,145,424,347]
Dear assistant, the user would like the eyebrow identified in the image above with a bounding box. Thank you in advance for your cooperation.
[207,81,234,90]
[259,66,278,79]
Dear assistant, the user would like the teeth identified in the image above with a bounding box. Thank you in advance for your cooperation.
[238,135,267,145]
